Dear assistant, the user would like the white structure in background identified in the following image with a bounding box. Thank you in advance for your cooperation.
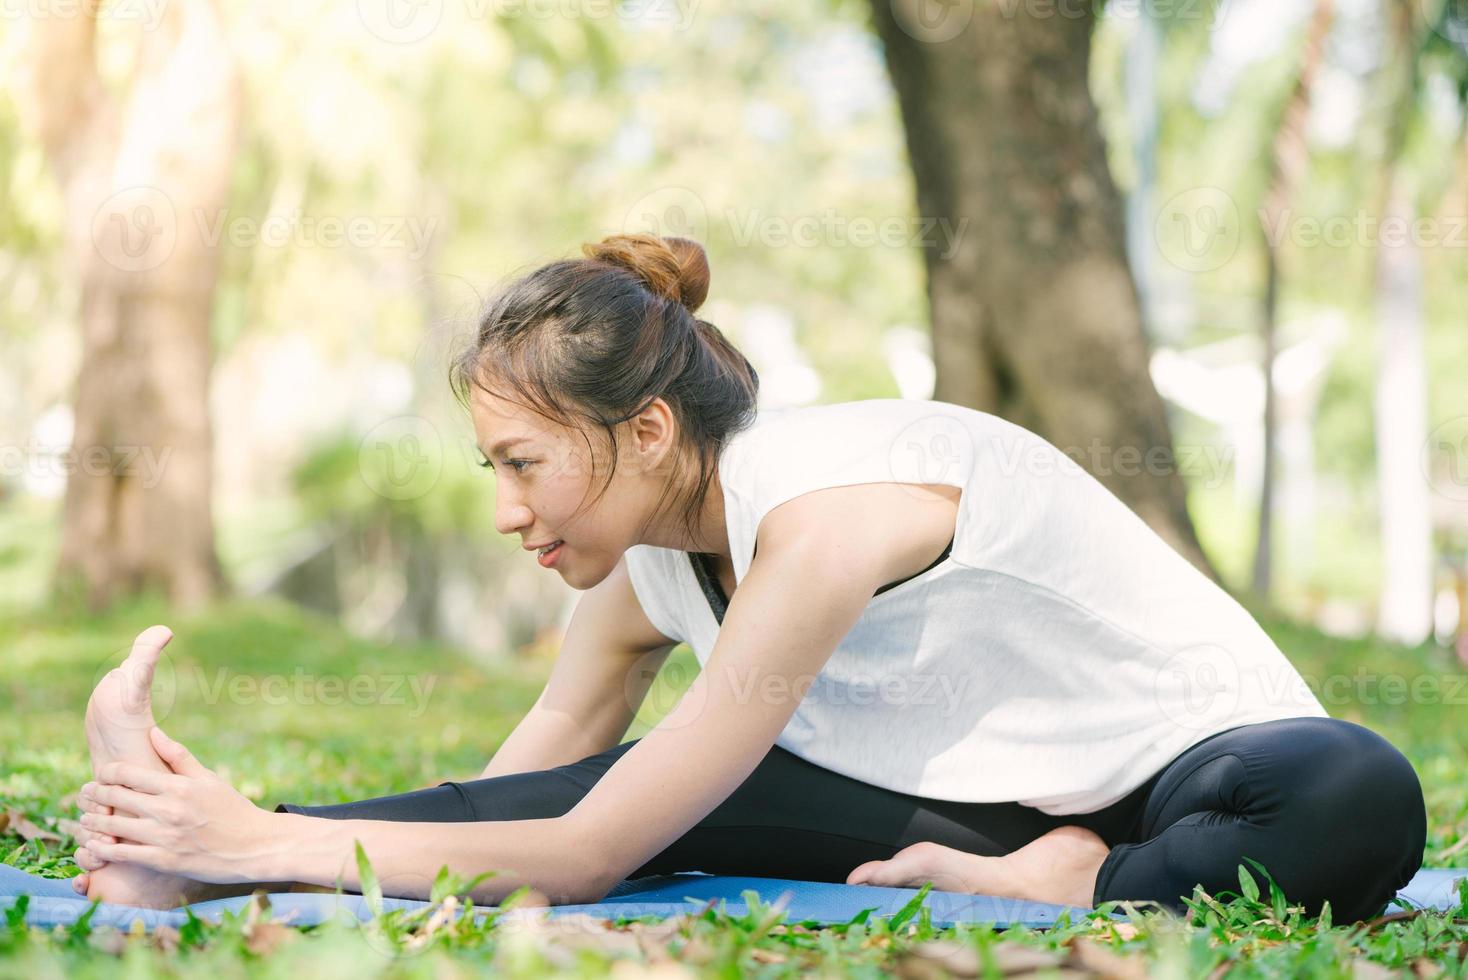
[881,324,937,400]
[1150,312,1346,582]
[737,304,822,409]
[23,404,76,499]
[1374,183,1434,647]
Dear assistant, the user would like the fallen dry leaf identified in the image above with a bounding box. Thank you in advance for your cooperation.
[905,938,980,977]
[1350,959,1398,980]
[151,924,181,953]
[88,927,127,955]
[1069,936,1148,980]
[991,942,1066,973]
[4,809,62,842]
[244,921,295,956]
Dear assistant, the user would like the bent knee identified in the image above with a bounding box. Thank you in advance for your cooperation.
[1287,720,1426,870]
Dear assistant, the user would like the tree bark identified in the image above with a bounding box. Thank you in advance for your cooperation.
[17,1,241,610]
[1253,0,1335,602]
[866,0,1216,579]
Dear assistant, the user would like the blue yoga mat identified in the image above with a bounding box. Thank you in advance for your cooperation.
[2,864,1463,933]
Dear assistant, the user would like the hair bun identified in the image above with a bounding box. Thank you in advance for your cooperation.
[583,233,710,313]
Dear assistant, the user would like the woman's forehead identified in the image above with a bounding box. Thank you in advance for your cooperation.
[469,388,568,445]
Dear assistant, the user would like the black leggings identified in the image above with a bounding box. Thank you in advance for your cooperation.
[277,715,1426,922]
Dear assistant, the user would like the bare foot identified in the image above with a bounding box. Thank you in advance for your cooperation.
[81,626,199,909]
[846,825,1112,908]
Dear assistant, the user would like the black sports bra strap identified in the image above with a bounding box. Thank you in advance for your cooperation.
[689,534,955,626]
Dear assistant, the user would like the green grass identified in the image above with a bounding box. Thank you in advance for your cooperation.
[2,593,1466,976]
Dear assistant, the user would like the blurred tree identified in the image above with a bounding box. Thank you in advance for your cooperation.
[1368,0,1468,644]
[864,0,1216,579]
[1253,0,1336,603]
[15,0,240,609]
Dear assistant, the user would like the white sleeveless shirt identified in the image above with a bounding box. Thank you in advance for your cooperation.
[623,398,1328,815]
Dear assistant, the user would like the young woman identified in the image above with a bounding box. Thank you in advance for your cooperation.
[72,234,1426,922]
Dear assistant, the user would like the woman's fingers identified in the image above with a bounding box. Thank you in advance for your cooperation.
[78,781,115,816]
[80,812,157,844]
[86,840,172,873]
[72,872,90,895]
[95,761,179,795]
[90,782,171,820]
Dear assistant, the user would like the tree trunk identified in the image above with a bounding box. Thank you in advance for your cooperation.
[17,0,240,610]
[1371,0,1434,645]
[1253,0,1336,602]
[866,0,1216,579]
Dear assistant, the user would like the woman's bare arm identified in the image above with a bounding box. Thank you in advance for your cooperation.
[281,518,875,903]
[86,492,888,906]
[480,554,678,779]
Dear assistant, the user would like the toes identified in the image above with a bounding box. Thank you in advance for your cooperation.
[130,625,174,660]
[122,626,171,693]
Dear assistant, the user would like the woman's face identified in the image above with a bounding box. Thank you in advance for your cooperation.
[469,386,677,590]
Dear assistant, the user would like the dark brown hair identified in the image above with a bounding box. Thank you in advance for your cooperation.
[449,233,760,545]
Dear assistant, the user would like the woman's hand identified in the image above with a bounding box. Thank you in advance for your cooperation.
[69,781,118,895]
[79,726,277,884]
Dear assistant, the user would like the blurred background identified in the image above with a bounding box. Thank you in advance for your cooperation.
[1,0,1467,664]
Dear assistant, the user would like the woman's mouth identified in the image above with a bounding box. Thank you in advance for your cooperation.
[537,540,565,567]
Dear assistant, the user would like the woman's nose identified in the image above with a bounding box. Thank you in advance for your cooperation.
[495,499,532,538]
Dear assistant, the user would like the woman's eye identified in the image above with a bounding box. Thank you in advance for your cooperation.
[505,459,532,473]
